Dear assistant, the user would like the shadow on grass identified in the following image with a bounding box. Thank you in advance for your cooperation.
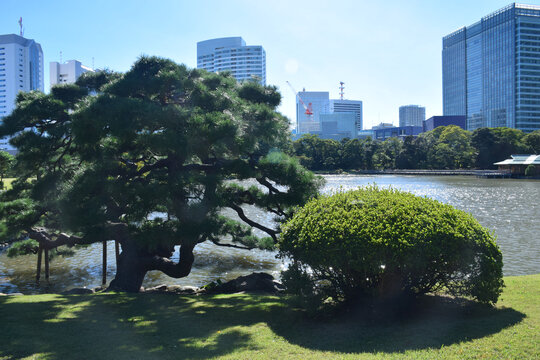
[0,292,525,359]
[269,294,526,354]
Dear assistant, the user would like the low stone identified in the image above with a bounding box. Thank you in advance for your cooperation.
[206,272,283,294]
[62,287,94,295]
[169,285,200,294]
[7,292,24,296]
[145,284,168,293]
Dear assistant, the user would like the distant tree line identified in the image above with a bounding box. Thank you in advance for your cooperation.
[292,126,540,171]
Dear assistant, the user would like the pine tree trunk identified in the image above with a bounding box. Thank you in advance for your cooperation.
[108,241,148,292]
[107,240,195,293]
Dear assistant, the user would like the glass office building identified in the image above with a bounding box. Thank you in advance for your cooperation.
[443,3,540,132]
[330,99,363,132]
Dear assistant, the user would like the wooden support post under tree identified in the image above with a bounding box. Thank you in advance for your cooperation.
[102,240,107,285]
[44,248,50,281]
[115,240,120,264]
[36,245,43,283]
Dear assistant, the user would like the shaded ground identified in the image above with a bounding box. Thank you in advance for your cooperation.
[0,274,538,360]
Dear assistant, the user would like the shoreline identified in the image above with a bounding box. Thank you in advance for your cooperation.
[316,169,540,179]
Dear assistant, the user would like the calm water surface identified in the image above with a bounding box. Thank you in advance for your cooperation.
[1,175,539,294]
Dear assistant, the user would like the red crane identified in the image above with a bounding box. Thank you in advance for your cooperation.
[286,81,313,116]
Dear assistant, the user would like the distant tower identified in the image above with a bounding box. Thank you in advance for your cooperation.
[50,60,94,86]
[339,82,345,100]
[18,17,23,36]
[399,105,425,127]
[0,33,43,152]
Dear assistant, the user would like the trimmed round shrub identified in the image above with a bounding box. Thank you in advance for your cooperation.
[279,186,504,307]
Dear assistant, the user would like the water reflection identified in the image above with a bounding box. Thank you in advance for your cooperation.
[1,175,539,294]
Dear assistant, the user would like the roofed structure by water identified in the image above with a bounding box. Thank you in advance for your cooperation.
[494,155,540,166]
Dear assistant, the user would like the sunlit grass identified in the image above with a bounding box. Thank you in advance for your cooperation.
[1,177,16,190]
[0,274,538,359]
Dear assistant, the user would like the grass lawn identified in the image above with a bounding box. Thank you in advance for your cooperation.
[0,274,538,360]
[1,178,16,190]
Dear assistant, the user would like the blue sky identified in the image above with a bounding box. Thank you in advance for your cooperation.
[3,0,540,129]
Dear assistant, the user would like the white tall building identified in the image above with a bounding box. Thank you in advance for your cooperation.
[0,34,43,153]
[331,99,363,132]
[0,34,43,118]
[50,60,93,86]
[399,105,425,127]
[197,37,266,85]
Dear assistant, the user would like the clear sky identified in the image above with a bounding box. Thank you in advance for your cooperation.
[3,0,540,129]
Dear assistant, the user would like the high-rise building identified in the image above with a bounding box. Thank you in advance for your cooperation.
[0,34,43,119]
[399,105,425,127]
[50,60,93,86]
[197,37,266,85]
[0,34,43,153]
[423,115,466,132]
[296,91,330,134]
[443,3,540,132]
[331,99,363,132]
[320,112,356,140]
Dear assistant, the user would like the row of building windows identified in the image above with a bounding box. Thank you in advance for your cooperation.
[519,22,540,28]
[516,106,540,110]
[519,29,540,36]
[519,76,540,81]
[517,93,540,98]
[519,58,540,64]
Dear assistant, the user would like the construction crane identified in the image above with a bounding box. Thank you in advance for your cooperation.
[286,81,313,117]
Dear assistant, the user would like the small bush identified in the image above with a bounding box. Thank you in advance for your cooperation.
[279,186,504,310]
[524,164,536,177]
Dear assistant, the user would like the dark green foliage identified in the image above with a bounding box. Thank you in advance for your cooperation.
[6,239,75,258]
[471,127,528,169]
[523,130,540,154]
[279,186,504,309]
[525,164,537,177]
[6,238,39,257]
[0,151,14,183]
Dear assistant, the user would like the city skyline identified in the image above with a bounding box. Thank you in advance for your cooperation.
[2,0,540,129]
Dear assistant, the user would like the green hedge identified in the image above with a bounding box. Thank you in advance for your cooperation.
[279,186,504,308]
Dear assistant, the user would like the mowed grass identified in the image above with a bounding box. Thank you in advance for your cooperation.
[1,178,16,190]
[0,274,538,360]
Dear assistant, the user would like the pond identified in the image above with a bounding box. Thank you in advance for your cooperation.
[1,175,539,294]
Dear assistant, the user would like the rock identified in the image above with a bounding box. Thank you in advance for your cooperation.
[206,272,283,294]
[144,284,168,293]
[167,285,200,294]
[62,287,94,295]
[144,284,202,295]
[7,293,24,296]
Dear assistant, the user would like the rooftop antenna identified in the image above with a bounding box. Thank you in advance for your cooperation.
[18,17,24,36]
[339,81,345,100]
[60,51,63,63]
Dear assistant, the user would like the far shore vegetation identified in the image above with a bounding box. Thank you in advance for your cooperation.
[0,274,538,360]
[292,126,540,172]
